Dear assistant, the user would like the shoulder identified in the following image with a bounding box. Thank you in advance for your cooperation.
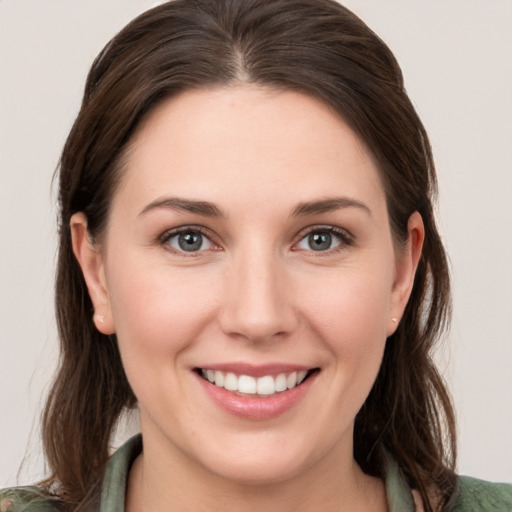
[449,476,512,511]
[0,487,62,512]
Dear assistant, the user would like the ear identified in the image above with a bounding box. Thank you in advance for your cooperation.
[70,213,115,335]
[387,211,425,336]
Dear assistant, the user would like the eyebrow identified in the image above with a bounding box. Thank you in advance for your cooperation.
[292,197,372,217]
[138,195,371,219]
[138,197,226,218]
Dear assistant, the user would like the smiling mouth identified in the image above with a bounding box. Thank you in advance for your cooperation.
[195,368,319,397]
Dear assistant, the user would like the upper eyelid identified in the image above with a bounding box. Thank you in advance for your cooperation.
[295,224,353,240]
[159,225,214,241]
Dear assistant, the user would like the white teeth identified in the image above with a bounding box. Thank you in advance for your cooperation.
[297,370,308,384]
[256,375,275,395]
[275,373,287,392]
[201,369,312,396]
[239,375,257,394]
[224,372,238,391]
[214,370,225,387]
[286,372,297,389]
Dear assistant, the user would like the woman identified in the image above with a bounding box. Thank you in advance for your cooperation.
[1,0,511,511]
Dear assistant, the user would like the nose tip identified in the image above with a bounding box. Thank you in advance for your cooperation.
[218,258,298,343]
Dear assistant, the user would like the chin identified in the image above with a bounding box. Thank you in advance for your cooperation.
[208,456,310,487]
[188,433,326,487]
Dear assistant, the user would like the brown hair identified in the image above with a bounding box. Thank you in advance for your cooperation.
[42,0,456,510]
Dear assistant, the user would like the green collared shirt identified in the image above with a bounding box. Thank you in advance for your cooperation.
[2,435,512,511]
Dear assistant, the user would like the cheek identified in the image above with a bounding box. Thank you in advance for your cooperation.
[297,264,393,394]
[300,268,393,345]
[106,257,219,360]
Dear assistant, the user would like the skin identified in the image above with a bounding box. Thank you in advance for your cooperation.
[71,86,424,512]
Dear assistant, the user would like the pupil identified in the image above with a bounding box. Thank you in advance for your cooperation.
[309,232,331,251]
[179,232,202,251]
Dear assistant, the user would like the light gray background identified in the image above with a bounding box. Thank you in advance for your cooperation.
[1,0,511,486]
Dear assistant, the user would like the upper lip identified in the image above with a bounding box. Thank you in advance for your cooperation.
[194,362,316,378]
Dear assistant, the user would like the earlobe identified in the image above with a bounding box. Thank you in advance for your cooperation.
[387,212,425,336]
[70,213,115,335]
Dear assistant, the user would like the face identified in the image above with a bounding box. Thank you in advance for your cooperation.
[72,86,422,486]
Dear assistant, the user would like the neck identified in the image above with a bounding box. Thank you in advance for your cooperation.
[126,428,387,512]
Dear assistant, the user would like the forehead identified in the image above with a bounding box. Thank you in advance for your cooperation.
[114,86,386,214]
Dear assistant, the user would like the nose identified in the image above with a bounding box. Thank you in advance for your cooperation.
[218,248,298,343]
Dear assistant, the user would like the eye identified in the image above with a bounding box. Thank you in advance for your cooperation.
[162,228,214,253]
[295,227,351,252]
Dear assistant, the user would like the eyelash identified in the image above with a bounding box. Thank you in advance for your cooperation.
[159,226,219,255]
[158,225,354,255]
[293,225,355,254]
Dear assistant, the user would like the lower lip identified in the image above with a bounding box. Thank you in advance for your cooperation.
[196,372,317,420]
